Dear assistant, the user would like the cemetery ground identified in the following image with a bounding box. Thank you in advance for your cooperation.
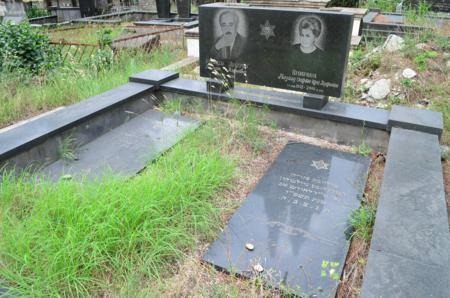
[0,17,449,298]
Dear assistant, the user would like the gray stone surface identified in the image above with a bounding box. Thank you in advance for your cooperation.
[361,127,449,297]
[204,142,371,296]
[388,105,444,137]
[361,250,450,298]
[41,109,198,180]
[386,128,441,171]
[129,69,179,87]
[370,162,449,265]
[0,83,154,162]
[161,78,390,129]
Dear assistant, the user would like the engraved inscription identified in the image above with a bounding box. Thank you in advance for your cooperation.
[278,173,345,212]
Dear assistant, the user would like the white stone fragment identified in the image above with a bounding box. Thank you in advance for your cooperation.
[368,79,391,100]
[402,68,417,79]
[382,35,405,53]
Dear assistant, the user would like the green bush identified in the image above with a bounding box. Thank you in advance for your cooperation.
[0,22,60,73]
[328,0,359,7]
[26,7,51,19]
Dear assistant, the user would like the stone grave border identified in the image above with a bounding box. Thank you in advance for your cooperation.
[0,70,447,297]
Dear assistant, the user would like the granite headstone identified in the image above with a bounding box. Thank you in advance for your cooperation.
[2,0,26,24]
[203,142,371,296]
[199,3,353,98]
[156,0,171,19]
[176,0,191,19]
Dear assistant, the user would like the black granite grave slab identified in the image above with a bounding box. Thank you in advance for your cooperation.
[199,4,353,97]
[203,142,371,296]
[388,105,443,137]
[129,69,179,88]
[0,83,154,162]
[41,109,199,180]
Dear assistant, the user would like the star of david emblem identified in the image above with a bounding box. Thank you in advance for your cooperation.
[260,20,275,40]
[310,160,329,170]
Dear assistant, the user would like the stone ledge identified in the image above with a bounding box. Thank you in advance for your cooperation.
[0,82,154,162]
[361,127,450,297]
[160,77,390,130]
[388,105,444,137]
[129,69,179,88]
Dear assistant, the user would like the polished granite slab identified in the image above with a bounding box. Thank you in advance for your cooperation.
[203,142,371,296]
[41,109,198,180]
[199,4,353,97]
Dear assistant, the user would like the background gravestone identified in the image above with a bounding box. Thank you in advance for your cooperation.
[199,4,353,98]
[204,142,371,296]
[2,0,26,24]
[176,0,191,19]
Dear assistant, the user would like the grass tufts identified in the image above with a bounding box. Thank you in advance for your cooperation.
[0,122,235,297]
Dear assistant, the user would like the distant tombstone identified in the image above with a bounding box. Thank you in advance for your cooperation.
[203,142,371,296]
[156,0,171,18]
[199,3,353,100]
[176,0,191,19]
[2,0,26,24]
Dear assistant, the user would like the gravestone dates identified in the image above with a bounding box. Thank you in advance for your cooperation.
[199,4,353,97]
[203,142,371,296]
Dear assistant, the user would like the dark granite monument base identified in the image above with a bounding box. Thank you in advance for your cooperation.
[206,79,234,94]
[134,18,199,28]
[303,94,329,110]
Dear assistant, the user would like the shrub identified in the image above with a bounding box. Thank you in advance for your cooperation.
[26,7,51,19]
[86,48,114,72]
[0,22,60,73]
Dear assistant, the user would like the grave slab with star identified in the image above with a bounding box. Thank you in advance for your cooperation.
[203,142,371,296]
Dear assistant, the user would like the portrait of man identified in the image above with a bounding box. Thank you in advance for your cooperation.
[210,10,247,60]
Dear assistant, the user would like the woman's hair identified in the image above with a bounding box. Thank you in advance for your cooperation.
[299,17,321,37]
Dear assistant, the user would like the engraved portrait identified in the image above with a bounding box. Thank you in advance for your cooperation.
[210,9,248,60]
[291,15,326,54]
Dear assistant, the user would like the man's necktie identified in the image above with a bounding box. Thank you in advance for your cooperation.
[225,46,231,59]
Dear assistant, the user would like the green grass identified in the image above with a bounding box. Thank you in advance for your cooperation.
[47,25,126,45]
[349,204,377,241]
[0,46,183,128]
[0,121,236,297]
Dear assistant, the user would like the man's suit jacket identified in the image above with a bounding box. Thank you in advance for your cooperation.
[210,33,246,60]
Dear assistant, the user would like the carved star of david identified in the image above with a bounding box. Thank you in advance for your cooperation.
[260,20,275,40]
[310,160,329,170]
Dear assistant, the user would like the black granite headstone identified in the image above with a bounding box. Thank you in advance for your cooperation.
[199,4,353,98]
[176,0,191,19]
[156,0,171,19]
[203,142,371,296]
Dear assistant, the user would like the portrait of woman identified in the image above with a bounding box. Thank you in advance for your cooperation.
[298,17,323,54]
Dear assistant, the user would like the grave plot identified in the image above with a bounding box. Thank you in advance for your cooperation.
[0,2,449,297]
[203,142,371,296]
